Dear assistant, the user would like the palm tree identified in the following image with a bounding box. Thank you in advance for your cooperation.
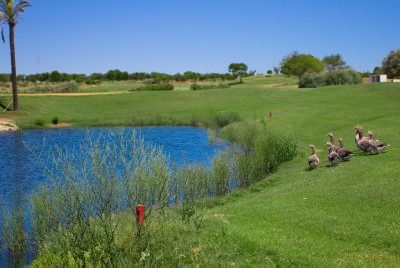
[0,0,30,111]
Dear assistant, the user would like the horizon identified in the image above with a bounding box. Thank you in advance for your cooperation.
[0,0,399,75]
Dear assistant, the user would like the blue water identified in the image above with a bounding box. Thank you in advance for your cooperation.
[0,126,227,265]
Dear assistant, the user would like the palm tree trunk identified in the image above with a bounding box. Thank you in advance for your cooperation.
[9,23,19,111]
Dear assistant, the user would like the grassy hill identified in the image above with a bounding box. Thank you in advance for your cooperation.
[204,79,400,266]
[4,76,400,266]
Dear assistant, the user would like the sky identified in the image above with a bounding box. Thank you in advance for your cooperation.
[0,0,399,75]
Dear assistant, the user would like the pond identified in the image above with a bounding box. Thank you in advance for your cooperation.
[0,126,227,266]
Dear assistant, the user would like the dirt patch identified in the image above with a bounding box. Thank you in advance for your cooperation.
[0,117,18,131]
[48,122,72,128]
[19,92,127,96]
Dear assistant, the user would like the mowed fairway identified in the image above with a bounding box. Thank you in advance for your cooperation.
[5,76,400,265]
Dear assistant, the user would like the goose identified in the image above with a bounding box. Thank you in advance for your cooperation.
[367,130,390,154]
[354,125,374,153]
[308,145,320,170]
[327,131,338,153]
[326,142,340,166]
[337,138,353,161]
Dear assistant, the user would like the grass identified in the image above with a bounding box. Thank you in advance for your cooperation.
[3,76,400,266]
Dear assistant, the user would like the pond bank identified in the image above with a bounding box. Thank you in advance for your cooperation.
[0,118,19,131]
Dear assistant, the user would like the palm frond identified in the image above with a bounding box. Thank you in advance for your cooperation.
[16,0,31,12]
[1,25,5,43]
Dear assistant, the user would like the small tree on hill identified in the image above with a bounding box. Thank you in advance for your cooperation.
[280,53,324,77]
[228,63,248,83]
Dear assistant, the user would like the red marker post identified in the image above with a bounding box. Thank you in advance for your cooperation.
[135,204,145,226]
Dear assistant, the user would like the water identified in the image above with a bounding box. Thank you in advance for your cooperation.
[0,126,227,266]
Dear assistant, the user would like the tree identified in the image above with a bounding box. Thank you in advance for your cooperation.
[183,71,199,81]
[228,63,248,82]
[322,54,347,72]
[105,69,119,82]
[280,53,324,77]
[0,0,31,111]
[49,70,62,83]
[266,70,273,76]
[373,66,381,74]
[381,49,400,79]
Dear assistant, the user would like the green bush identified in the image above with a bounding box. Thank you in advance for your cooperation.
[130,83,174,91]
[85,80,101,86]
[34,119,45,126]
[21,81,79,93]
[51,116,59,125]
[190,83,230,90]
[53,80,79,92]
[298,72,326,88]
[299,69,362,88]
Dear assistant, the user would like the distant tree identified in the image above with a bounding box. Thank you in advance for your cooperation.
[228,63,248,82]
[373,66,381,74]
[280,53,324,77]
[322,54,347,72]
[381,49,400,79]
[266,70,273,76]
[105,69,119,82]
[49,70,62,83]
[183,71,199,81]
[0,0,31,111]
[150,72,172,83]
[273,66,279,75]
[71,73,87,83]
[0,73,10,82]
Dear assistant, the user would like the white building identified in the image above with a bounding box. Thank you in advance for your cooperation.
[369,74,387,83]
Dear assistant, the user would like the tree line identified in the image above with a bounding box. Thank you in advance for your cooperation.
[0,70,241,84]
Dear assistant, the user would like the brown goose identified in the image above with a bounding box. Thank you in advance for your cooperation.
[308,145,320,170]
[326,142,340,166]
[327,131,338,153]
[354,125,374,153]
[367,130,390,154]
[337,138,353,161]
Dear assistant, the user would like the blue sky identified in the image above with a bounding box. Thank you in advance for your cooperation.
[0,0,399,75]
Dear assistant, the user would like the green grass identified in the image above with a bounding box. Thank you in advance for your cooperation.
[4,76,400,266]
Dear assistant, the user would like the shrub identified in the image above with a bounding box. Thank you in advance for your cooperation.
[53,80,79,93]
[22,81,80,93]
[299,69,362,88]
[190,83,201,90]
[51,116,59,125]
[190,83,230,90]
[85,80,101,86]
[298,72,326,88]
[130,83,174,91]
[34,119,45,126]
